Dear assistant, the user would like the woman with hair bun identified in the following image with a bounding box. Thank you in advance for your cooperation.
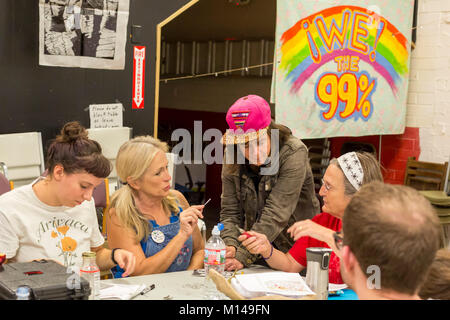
[0,121,136,276]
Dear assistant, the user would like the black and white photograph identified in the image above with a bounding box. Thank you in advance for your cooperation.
[39,0,129,69]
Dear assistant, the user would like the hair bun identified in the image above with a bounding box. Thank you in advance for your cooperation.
[58,121,88,143]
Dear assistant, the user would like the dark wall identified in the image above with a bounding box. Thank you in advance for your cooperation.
[163,0,276,41]
[0,0,190,151]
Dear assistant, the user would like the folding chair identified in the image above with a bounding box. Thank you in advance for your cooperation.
[87,127,132,193]
[419,161,450,248]
[0,132,45,187]
[304,138,330,193]
[92,178,110,237]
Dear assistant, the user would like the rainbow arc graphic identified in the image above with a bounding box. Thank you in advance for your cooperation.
[279,6,409,96]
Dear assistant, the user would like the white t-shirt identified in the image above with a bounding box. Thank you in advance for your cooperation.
[0,182,105,267]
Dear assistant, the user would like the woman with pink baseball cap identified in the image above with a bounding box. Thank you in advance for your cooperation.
[219,94,320,271]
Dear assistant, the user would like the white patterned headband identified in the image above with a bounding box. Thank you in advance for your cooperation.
[337,152,364,191]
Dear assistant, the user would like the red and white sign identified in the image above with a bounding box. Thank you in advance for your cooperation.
[132,46,146,109]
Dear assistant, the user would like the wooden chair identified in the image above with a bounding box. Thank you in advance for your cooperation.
[404,157,448,191]
[418,160,450,247]
[419,190,450,248]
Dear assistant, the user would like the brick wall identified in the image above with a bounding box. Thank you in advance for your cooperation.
[330,127,421,185]
[407,0,450,163]
[380,128,421,184]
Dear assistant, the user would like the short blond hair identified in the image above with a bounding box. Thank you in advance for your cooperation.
[343,182,441,295]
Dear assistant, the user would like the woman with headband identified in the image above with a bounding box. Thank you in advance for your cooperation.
[239,151,383,284]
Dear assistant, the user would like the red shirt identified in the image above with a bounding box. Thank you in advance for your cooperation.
[288,212,343,284]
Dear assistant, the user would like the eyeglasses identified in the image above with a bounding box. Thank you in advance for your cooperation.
[321,178,333,192]
[333,231,344,250]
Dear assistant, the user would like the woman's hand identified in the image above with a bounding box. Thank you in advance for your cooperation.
[238,231,272,258]
[178,205,204,237]
[225,245,236,259]
[225,246,243,270]
[225,257,244,271]
[113,249,137,277]
[287,219,333,243]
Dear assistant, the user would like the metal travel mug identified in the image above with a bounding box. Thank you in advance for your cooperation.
[306,247,332,300]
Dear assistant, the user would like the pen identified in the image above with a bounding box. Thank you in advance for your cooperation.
[130,284,155,300]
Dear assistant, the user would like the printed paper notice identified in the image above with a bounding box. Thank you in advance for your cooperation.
[89,103,123,128]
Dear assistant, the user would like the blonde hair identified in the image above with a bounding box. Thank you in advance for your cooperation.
[109,136,179,241]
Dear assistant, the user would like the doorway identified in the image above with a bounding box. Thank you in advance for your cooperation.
[154,0,276,235]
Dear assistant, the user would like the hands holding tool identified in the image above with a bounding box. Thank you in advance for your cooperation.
[237,229,272,258]
[225,226,271,269]
[237,219,336,259]
[179,198,210,238]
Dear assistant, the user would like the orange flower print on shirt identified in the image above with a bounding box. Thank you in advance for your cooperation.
[57,225,70,236]
[61,236,77,252]
[52,225,78,267]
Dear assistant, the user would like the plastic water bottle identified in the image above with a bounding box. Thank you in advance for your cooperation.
[16,286,31,300]
[80,251,100,300]
[203,223,226,299]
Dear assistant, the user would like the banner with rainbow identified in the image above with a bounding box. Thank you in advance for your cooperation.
[271,0,414,138]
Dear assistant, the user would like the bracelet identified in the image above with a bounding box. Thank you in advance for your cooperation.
[262,244,274,260]
[111,248,120,265]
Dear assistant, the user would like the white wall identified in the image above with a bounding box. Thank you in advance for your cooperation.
[407,0,450,163]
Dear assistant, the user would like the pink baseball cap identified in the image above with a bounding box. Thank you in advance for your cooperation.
[222,95,272,144]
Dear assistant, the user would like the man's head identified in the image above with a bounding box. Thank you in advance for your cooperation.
[340,181,441,299]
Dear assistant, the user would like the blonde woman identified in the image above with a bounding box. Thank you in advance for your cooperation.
[106,136,205,277]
